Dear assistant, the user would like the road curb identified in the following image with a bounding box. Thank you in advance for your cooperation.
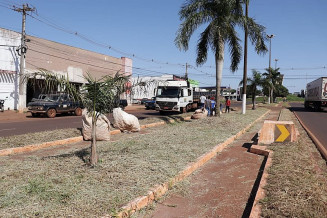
[293,111,327,160]
[113,110,271,218]
[249,145,273,218]
[0,116,192,157]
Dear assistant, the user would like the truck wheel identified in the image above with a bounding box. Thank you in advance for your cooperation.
[47,108,56,118]
[180,107,186,113]
[75,107,82,116]
[304,101,309,109]
[159,111,166,115]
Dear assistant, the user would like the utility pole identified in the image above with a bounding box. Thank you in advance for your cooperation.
[267,34,275,104]
[185,63,188,80]
[14,4,35,112]
[242,0,248,114]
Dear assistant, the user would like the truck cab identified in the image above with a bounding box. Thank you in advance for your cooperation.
[155,81,194,114]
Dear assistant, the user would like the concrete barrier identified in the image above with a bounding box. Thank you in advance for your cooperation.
[258,120,297,144]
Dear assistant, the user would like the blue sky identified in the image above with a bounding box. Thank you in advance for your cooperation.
[1,0,327,93]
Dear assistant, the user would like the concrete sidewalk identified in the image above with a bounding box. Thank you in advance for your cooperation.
[147,106,281,218]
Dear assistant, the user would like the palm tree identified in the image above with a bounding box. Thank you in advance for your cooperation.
[175,0,267,116]
[239,69,263,109]
[26,70,128,165]
[263,67,282,103]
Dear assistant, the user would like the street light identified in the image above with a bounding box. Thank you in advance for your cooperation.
[267,34,275,69]
[274,59,279,69]
[267,34,275,104]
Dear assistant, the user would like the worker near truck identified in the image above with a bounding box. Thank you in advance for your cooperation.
[225,97,231,113]
[199,95,206,108]
[205,96,212,116]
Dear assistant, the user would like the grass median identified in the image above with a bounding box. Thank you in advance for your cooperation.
[0,112,193,150]
[260,108,327,217]
[0,108,267,217]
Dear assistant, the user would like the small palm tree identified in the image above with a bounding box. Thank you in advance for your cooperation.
[26,70,128,165]
[239,69,263,109]
[175,0,267,116]
[263,67,282,103]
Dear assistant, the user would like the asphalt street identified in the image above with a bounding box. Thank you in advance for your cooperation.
[0,101,247,137]
[290,102,327,151]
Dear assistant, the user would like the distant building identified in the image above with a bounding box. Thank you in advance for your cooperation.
[0,27,132,111]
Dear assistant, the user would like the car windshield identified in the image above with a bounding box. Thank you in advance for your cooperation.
[44,95,60,102]
[156,87,179,98]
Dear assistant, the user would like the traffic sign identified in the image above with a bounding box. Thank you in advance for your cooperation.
[275,124,290,142]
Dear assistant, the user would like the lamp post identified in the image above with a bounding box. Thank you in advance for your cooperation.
[267,34,274,69]
[274,59,278,69]
[267,34,274,104]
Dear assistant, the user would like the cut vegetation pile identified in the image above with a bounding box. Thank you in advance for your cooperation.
[261,108,327,217]
[0,108,267,217]
[0,112,193,150]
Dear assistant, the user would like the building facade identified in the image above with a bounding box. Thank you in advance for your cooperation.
[0,27,132,111]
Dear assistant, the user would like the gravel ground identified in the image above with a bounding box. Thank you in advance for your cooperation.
[0,108,267,217]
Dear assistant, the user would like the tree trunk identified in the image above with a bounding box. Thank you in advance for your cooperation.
[252,88,256,110]
[90,113,98,165]
[215,44,224,117]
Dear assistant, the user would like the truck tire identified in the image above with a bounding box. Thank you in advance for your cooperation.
[47,108,57,118]
[159,111,166,115]
[180,107,186,114]
[74,107,82,116]
[304,101,310,109]
[314,102,321,111]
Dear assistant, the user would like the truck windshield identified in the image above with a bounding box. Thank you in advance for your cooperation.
[156,87,179,98]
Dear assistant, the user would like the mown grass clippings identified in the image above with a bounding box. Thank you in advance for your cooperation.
[0,108,267,217]
[261,109,327,217]
[0,112,193,150]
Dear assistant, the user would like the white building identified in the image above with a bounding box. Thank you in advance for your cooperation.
[0,27,132,111]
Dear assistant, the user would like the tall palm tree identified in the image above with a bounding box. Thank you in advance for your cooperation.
[175,0,267,116]
[239,69,263,109]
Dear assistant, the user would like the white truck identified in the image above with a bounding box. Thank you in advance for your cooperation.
[155,80,198,114]
[304,77,327,110]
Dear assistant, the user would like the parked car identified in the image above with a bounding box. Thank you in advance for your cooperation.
[140,98,149,105]
[132,99,140,104]
[145,97,156,110]
[27,93,83,118]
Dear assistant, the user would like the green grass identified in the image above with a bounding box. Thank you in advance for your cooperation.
[0,108,268,217]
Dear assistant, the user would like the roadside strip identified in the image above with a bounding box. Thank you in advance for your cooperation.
[248,146,273,218]
[293,112,327,160]
[113,110,270,218]
[0,116,191,157]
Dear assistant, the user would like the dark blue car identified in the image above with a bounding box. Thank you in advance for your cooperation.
[145,97,156,110]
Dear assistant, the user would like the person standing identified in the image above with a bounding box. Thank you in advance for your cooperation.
[205,96,212,116]
[225,97,231,113]
[199,95,206,108]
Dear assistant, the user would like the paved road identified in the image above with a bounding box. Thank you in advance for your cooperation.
[0,101,246,137]
[290,102,327,149]
[0,107,163,137]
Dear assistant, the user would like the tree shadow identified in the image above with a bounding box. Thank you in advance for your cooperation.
[42,148,90,164]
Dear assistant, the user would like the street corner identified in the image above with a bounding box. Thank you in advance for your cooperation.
[257,120,298,145]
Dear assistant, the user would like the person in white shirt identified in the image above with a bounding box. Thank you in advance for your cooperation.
[199,95,206,108]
